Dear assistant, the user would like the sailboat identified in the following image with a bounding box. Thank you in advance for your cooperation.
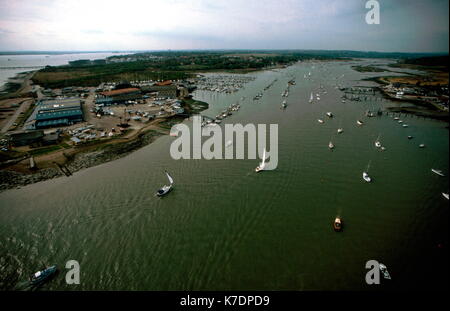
[156,171,174,197]
[328,141,335,150]
[431,169,445,177]
[363,161,372,182]
[375,134,382,148]
[309,92,314,103]
[255,148,267,173]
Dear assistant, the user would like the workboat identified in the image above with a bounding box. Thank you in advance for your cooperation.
[337,128,343,134]
[379,263,391,280]
[255,148,267,173]
[156,171,174,197]
[326,112,333,118]
[443,193,449,200]
[431,169,445,177]
[357,120,364,126]
[29,265,57,286]
[318,119,324,124]
[333,217,343,232]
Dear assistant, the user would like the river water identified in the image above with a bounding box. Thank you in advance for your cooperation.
[0,59,448,290]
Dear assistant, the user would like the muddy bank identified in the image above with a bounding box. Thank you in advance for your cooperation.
[0,128,166,192]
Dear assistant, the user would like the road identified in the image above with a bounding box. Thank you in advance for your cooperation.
[0,99,32,133]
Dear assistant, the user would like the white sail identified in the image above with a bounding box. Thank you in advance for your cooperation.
[166,172,174,185]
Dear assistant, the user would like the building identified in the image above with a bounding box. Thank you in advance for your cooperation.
[8,130,44,146]
[99,88,142,104]
[142,81,178,99]
[35,97,84,129]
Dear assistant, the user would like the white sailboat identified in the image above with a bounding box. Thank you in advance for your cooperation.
[431,169,445,177]
[329,141,335,150]
[156,171,174,197]
[375,134,382,148]
[255,148,267,173]
[363,161,372,182]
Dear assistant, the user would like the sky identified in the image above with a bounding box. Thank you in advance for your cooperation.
[0,0,448,53]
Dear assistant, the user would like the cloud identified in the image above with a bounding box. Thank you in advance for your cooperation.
[0,0,447,52]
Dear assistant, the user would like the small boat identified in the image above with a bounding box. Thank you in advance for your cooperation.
[374,134,382,148]
[337,128,343,134]
[363,172,371,183]
[309,93,314,103]
[328,141,334,150]
[381,146,386,151]
[419,144,425,148]
[255,148,267,173]
[394,117,399,120]
[29,265,57,286]
[402,124,408,128]
[398,120,403,124]
[407,136,413,139]
[379,263,391,280]
[333,217,343,232]
[431,169,445,177]
[326,112,333,118]
[318,119,324,124]
[156,171,174,197]
[443,193,449,200]
[357,120,363,126]
[281,100,287,109]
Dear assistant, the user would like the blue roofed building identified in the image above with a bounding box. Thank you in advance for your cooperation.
[34,98,84,129]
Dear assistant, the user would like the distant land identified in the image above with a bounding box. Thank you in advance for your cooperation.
[0,49,448,59]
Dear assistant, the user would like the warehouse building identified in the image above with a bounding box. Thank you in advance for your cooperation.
[141,81,178,99]
[34,97,84,129]
[98,87,142,104]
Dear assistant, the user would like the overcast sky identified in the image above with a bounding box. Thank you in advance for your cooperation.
[0,0,448,52]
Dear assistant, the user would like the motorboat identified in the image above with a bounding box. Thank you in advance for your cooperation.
[326,112,333,118]
[363,172,371,182]
[255,148,267,173]
[333,217,343,232]
[379,263,391,280]
[407,136,413,139]
[419,144,425,148]
[402,124,408,128]
[156,171,174,197]
[357,120,364,126]
[431,169,445,177]
[337,128,343,134]
[318,119,324,124]
[29,265,57,286]
[443,193,449,200]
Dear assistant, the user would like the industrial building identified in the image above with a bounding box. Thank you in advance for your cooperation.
[141,81,178,99]
[34,97,84,129]
[98,88,142,104]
